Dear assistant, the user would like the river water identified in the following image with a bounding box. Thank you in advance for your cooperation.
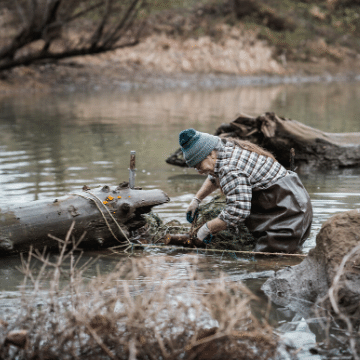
[1,80,360,358]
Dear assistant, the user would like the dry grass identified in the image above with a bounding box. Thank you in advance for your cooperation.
[315,244,360,360]
[0,225,279,359]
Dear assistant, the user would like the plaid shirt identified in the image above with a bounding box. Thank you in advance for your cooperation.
[209,141,287,228]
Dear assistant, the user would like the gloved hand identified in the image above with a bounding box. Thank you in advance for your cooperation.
[186,197,201,223]
[197,223,213,244]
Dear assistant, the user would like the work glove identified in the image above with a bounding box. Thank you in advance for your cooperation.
[197,223,213,244]
[186,197,201,223]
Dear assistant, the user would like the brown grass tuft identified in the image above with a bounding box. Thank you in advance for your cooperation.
[0,227,280,359]
[315,244,360,360]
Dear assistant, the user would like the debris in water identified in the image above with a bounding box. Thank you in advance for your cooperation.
[145,195,255,251]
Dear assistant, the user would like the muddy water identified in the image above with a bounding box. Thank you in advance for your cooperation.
[1,80,360,357]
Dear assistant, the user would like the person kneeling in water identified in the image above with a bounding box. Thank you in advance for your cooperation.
[179,128,313,253]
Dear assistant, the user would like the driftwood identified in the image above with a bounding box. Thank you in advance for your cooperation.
[166,112,360,172]
[0,183,169,255]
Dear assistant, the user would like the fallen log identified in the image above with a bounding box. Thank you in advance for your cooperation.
[0,182,169,256]
[166,112,360,172]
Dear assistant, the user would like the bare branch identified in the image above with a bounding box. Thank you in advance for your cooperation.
[14,0,27,24]
[65,1,106,23]
[28,0,38,26]
[89,0,112,50]
[109,2,141,45]
[102,0,141,48]
[41,0,61,27]
[0,0,146,71]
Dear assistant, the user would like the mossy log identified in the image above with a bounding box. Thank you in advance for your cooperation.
[0,183,169,256]
[166,112,360,173]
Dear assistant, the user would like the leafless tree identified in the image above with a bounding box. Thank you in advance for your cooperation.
[0,0,147,71]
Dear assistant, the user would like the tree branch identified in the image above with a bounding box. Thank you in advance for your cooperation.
[102,0,141,48]
[0,39,140,71]
[28,0,38,28]
[0,0,146,71]
[65,1,106,23]
[89,0,112,50]
[42,0,62,27]
[109,2,141,45]
[14,0,27,24]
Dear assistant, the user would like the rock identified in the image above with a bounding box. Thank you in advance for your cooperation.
[262,209,360,319]
[279,317,321,360]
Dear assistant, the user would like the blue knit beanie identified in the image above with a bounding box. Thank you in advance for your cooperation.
[179,128,220,167]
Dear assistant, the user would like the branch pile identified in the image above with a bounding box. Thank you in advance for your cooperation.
[145,196,255,251]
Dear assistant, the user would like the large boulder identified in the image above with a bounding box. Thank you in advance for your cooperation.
[262,209,360,319]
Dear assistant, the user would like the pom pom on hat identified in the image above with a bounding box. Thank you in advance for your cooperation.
[178,128,219,168]
[179,128,197,148]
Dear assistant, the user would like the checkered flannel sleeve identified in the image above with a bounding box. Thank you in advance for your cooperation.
[218,166,252,228]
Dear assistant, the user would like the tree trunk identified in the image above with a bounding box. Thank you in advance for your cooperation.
[166,112,360,173]
[0,184,169,256]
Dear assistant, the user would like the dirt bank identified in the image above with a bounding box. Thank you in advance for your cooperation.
[263,209,360,320]
[1,0,360,95]
[1,35,358,95]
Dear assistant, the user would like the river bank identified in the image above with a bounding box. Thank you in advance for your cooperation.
[1,26,360,95]
[1,0,360,95]
[1,50,359,96]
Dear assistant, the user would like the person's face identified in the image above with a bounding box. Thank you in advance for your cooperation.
[194,151,217,175]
